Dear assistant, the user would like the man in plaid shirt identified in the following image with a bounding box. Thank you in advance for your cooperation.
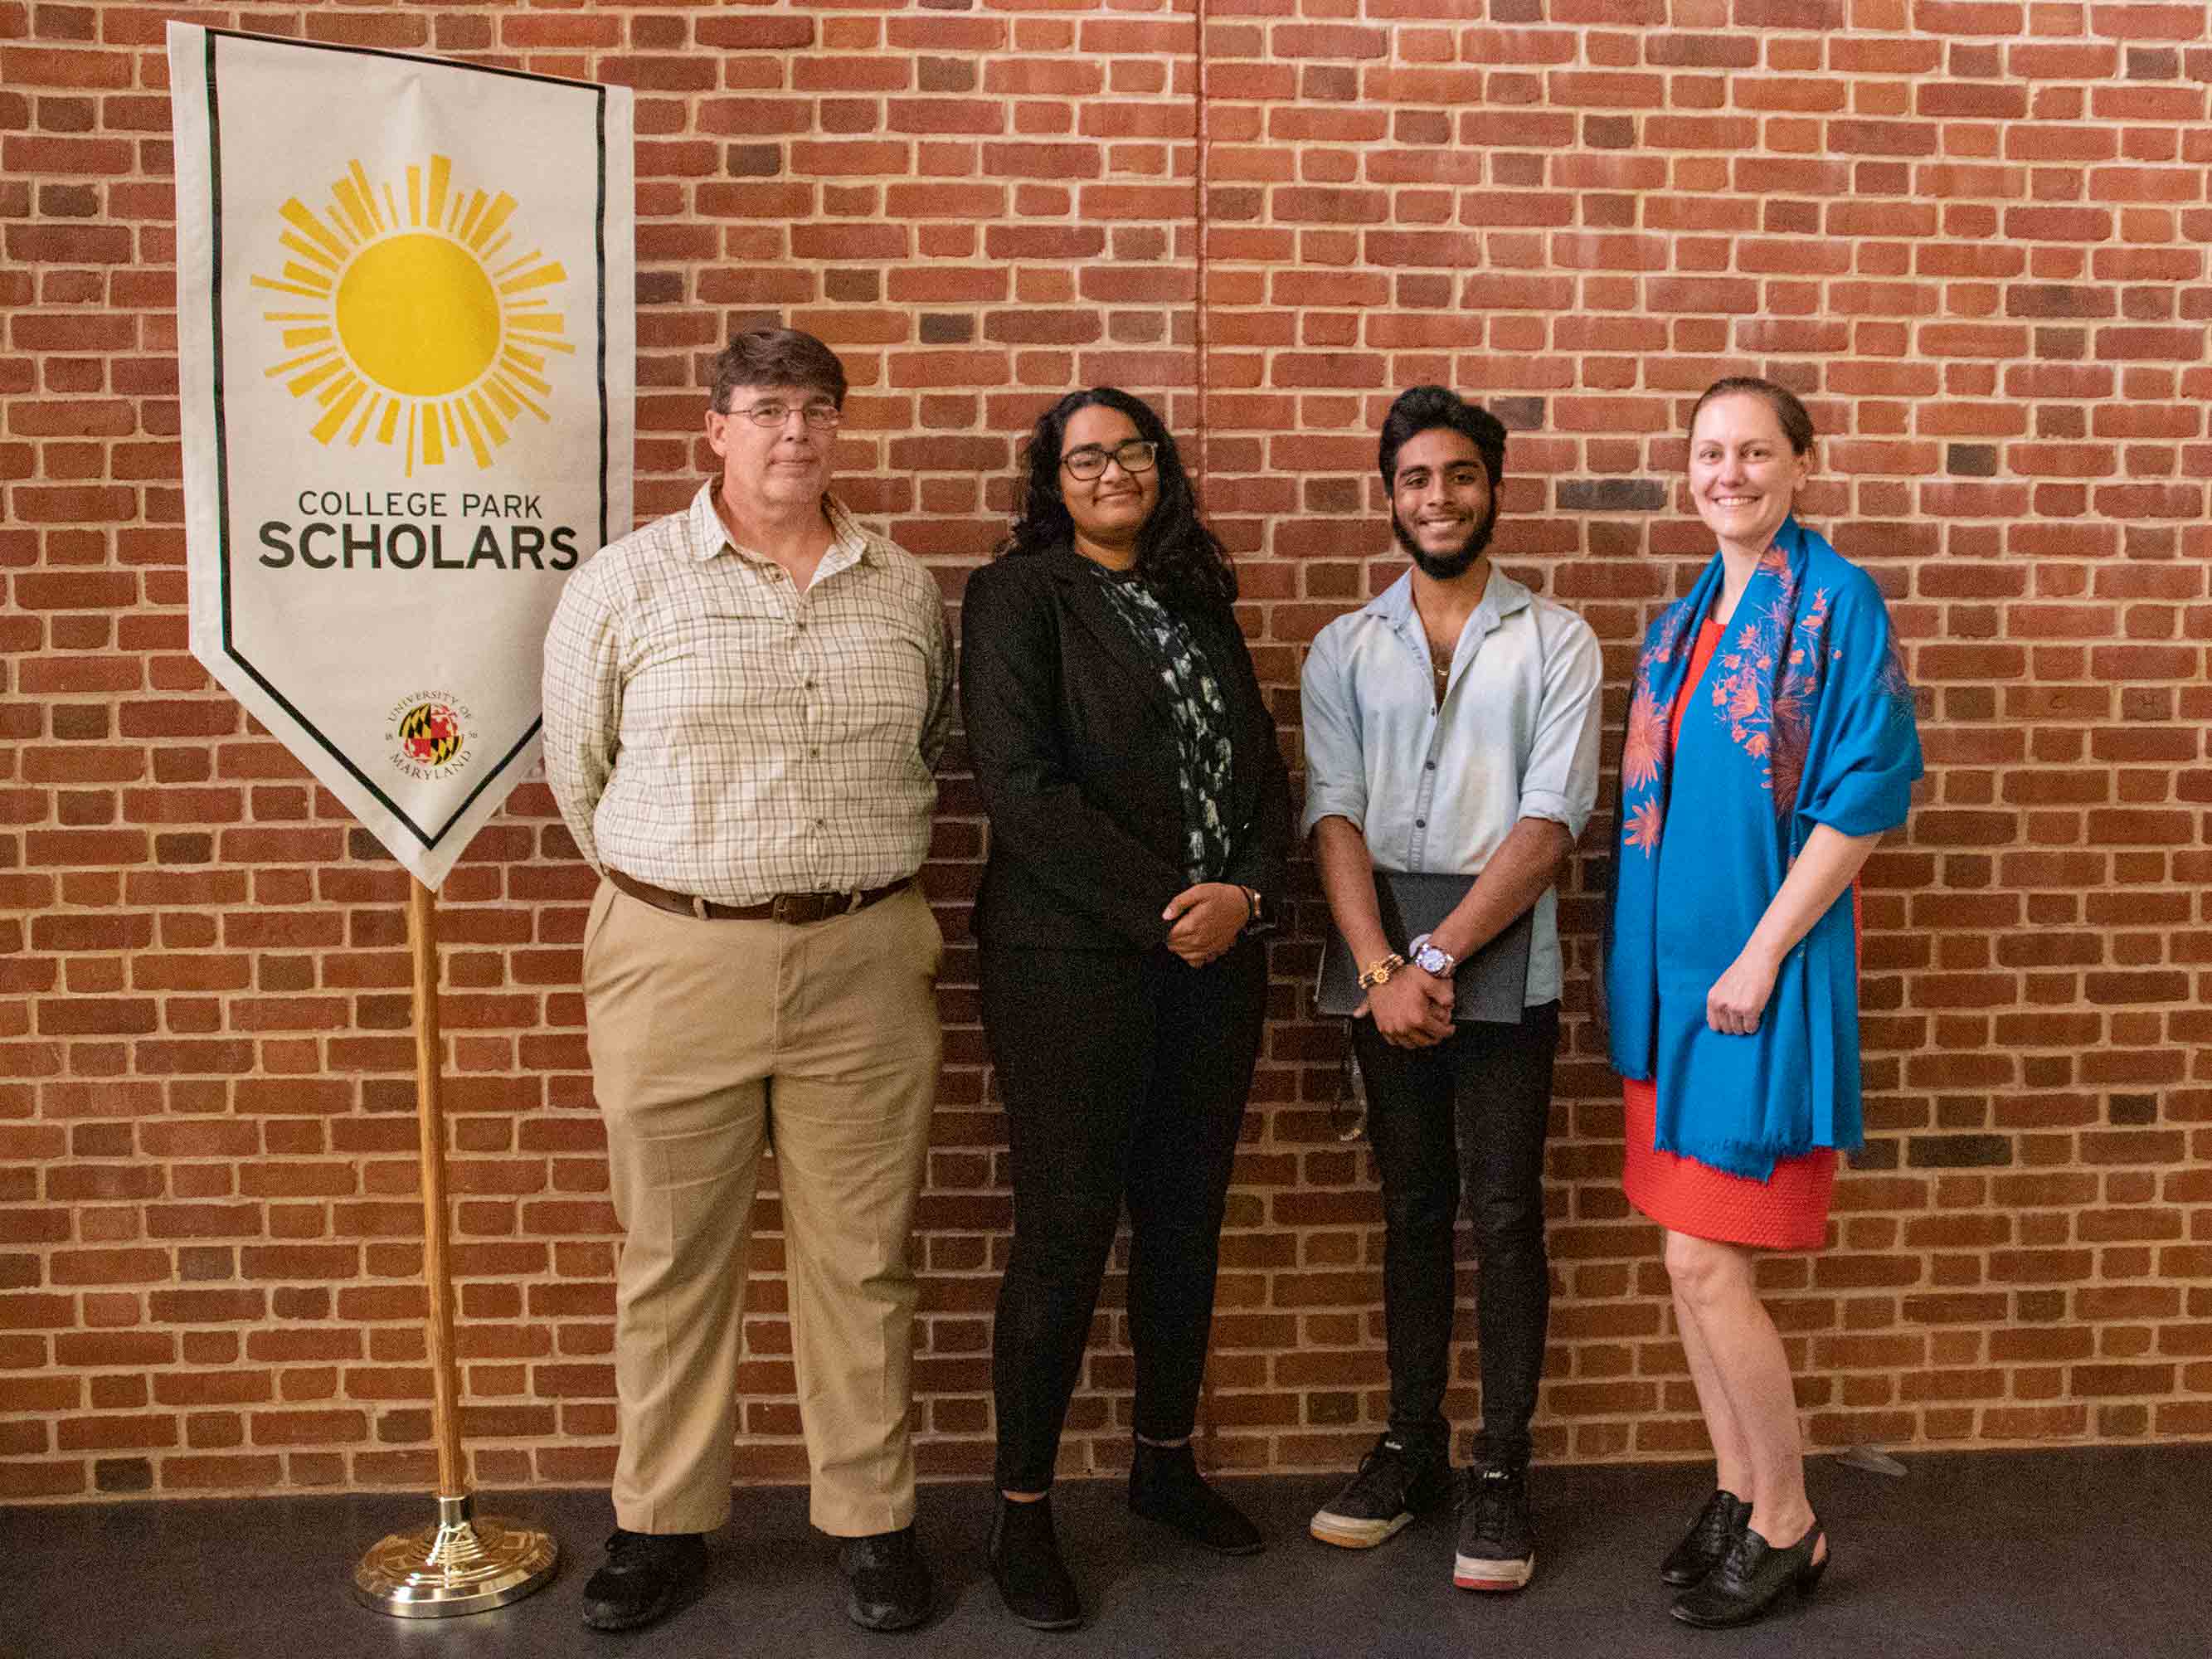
[544,328,952,1636]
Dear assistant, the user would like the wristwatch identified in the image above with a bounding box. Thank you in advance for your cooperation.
[1407,932,1458,978]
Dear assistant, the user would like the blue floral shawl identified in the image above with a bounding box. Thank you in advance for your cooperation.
[1605,518,1923,1179]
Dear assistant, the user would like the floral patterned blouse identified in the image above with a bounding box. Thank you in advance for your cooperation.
[1091,567,1235,884]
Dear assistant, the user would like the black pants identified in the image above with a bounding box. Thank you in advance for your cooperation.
[1353,1000,1560,1468]
[981,937,1266,1493]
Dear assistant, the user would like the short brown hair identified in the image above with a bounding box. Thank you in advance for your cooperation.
[707,328,848,412]
[1690,376,1815,456]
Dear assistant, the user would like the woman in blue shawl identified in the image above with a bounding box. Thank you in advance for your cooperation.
[1604,378,1921,1629]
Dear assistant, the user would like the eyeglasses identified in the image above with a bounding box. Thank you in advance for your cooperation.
[726,399,842,431]
[1061,440,1159,480]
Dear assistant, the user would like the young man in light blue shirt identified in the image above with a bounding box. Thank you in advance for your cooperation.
[1302,386,1602,1593]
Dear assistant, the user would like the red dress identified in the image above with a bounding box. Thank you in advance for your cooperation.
[1621,619,1837,1250]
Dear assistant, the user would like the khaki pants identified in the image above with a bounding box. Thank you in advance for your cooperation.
[581,878,942,1536]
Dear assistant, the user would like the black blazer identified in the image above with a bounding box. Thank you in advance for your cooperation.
[960,544,1294,951]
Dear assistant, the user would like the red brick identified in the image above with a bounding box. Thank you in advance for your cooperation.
[2,46,133,89]
[164,1455,284,1491]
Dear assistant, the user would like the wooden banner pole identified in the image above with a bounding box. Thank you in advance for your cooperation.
[407,877,468,1500]
[351,877,557,1617]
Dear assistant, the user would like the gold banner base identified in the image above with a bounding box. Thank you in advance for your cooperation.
[354,1493,558,1618]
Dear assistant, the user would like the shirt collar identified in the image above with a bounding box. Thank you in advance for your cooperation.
[684,480,874,568]
[1361,562,1533,633]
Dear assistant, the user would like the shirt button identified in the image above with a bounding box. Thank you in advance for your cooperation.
[1424,761,1437,771]
[804,678,815,689]
[1415,818,1427,828]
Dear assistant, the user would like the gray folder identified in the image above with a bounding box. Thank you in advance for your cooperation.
[1315,870,1535,1026]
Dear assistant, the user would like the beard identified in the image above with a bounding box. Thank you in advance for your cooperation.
[1393,493,1500,581]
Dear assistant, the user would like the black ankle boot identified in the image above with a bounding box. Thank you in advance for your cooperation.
[1660,1489,1750,1586]
[1129,1442,1264,1556]
[989,1495,1082,1632]
[1670,1520,1828,1628]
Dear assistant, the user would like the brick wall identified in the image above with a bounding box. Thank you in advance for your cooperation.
[4,0,2210,1504]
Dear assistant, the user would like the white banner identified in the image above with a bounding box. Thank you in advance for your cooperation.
[169,24,634,889]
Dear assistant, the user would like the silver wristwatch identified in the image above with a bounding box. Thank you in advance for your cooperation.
[1407,932,1457,977]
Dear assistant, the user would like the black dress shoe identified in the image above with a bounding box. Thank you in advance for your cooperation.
[839,1524,933,1632]
[989,1495,1082,1631]
[1130,1442,1264,1556]
[1670,1519,1828,1628]
[1660,1489,1751,1587]
[581,1528,707,1632]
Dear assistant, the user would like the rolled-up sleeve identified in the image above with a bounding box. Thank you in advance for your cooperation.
[541,562,623,874]
[1298,620,1368,838]
[1517,607,1603,838]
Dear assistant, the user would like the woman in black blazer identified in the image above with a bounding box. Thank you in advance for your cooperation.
[961,387,1292,1630]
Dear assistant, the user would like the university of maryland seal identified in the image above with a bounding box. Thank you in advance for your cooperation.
[386,692,477,781]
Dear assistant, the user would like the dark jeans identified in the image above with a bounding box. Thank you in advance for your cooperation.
[1353,1000,1561,1469]
[981,937,1267,1493]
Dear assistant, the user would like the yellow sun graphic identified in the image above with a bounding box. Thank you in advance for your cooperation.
[250,155,572,475]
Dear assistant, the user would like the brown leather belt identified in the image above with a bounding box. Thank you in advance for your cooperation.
[609,867,907,926]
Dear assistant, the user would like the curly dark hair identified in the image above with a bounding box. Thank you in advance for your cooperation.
[999,387,1237,613]
[1377,385,1507,492]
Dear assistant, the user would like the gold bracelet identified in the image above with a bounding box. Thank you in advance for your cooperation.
[1356,953,1406,991]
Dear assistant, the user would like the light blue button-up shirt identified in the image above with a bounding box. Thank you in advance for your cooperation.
[1300,567,1604,1005]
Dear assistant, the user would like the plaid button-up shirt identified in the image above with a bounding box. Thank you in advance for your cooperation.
[543,482,954,906]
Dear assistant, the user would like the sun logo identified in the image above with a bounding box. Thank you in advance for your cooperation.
[250,155,573,475]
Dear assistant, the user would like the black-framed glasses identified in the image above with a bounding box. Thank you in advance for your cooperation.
[727,399,842,431]
[1061,440,1158,480]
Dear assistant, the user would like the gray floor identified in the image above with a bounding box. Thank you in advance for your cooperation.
[6,1446,2208,1659]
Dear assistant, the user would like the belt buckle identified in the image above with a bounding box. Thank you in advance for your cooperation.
[773,891,834,926]
[772,890,861,925]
